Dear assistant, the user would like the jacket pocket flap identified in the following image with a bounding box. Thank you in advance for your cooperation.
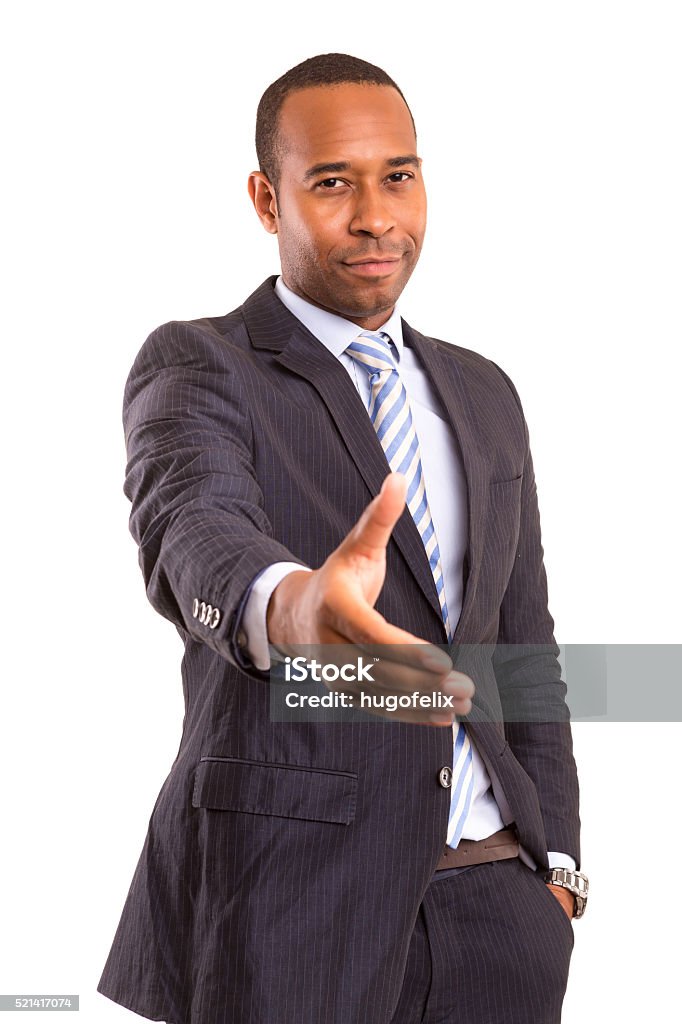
[192,757,358,825]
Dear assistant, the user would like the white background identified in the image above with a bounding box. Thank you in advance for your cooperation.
[1,2,680,1021]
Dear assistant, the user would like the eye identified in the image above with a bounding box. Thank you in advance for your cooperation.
[387,172,413,183]
[318,178,346,189]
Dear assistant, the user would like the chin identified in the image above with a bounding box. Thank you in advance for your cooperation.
[336,280,403,316]
[354,288,402,316]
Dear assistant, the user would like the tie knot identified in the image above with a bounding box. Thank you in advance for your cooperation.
[345,331,397,376]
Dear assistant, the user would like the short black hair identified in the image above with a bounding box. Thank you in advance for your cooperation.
[255,53,416,195]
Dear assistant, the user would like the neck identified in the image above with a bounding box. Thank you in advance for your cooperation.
[280,276,395,331]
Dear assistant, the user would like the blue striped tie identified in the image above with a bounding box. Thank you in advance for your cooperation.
[346,330,474,848]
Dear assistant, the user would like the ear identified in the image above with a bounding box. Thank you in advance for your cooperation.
[248,171,279,234]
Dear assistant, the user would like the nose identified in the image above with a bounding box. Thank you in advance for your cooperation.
[349,184,396,238]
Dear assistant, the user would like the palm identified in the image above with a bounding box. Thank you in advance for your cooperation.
[342,551,387,612]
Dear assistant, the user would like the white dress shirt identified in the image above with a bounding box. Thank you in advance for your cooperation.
[239,274,575,873]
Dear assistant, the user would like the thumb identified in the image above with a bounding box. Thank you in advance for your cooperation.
[342,472,408,560]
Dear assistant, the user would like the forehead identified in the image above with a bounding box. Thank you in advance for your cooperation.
[277,83,416,171]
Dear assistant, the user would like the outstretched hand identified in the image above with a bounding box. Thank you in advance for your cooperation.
[266,472,475,725]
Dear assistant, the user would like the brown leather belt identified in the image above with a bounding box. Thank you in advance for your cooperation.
[435,826,519,871]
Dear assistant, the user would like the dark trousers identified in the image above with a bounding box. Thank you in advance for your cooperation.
[390,856,575,1024]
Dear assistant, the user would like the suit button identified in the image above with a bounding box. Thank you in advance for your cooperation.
[438,766,453,788]
[236,629,247,648]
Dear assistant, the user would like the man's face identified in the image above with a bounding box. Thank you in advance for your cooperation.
[251,83,427,329]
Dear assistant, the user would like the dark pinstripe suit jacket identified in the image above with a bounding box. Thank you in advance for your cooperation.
[98,276,581,1024]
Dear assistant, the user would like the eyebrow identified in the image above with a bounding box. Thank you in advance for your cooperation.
[302,154,421,181]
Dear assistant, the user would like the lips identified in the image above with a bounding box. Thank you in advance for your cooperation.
[342,257,402,277]
[345,256,401,265]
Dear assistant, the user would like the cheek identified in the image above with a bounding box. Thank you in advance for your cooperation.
[410,206,427,239]
[288,222,338,267]
[279,220,313,263]
[405,195,427,241]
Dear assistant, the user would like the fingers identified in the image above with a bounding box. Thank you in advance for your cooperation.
[323,590,451,674]
[326,663,475,721]
[371,663,475,714]
[277,627,474,726]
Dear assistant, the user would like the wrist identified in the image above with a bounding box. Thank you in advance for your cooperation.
[543,867,589,918]
[266,570,314,646]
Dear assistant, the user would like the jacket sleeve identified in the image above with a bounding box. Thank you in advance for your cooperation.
[122,319,309,678]
[490,362,582,867]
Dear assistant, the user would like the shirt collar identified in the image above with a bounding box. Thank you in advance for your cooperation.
[274,275,405,361]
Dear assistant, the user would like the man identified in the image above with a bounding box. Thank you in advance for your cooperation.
[98,53,587,1024]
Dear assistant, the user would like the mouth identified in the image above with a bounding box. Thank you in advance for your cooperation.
[342,257,402,278]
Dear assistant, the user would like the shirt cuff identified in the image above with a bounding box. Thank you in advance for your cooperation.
[546,851,577,872]
[240,561,313,671]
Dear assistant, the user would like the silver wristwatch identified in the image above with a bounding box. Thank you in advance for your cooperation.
[543,867,589,918]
